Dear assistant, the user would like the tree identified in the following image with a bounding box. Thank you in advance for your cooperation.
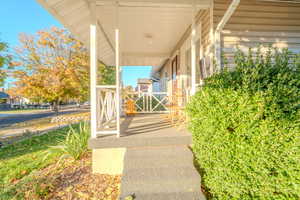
[0,39,10,87]
[11,27,90,111]
[98,63,115,85]
[11,27,114,112]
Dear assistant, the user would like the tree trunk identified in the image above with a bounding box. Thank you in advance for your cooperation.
[52,100,59,115]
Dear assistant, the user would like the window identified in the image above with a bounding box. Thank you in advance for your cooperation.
[185,49,191,88]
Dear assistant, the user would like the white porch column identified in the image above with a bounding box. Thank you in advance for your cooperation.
[191,0,197,95]
[89,0,98,138]
[215,0,240,71]
[115,2,121,137]
[90,23,97,138]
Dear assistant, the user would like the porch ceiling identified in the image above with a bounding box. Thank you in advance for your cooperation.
[37,0,211,67]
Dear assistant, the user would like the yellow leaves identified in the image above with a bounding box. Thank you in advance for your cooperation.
[76,191,90,199]
[56,56,64,62]
[12,26,90,103]
[37,38,47,46]
[10,177,20,185]
[9,61,22,67]
[12,154,121,200]
[21,170,28,175]
[12,70,28,80]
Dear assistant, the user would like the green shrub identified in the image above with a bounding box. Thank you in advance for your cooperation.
[210,48,300,119]
[187,47,300,199]
[48,122,90,160]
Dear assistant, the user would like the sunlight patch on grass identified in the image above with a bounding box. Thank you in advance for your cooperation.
[0,126,72,198]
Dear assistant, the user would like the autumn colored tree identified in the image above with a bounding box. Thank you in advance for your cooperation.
[0,39,10,87]
[11,27,116,112]
[98,63,116,85]
[11,27,91,111]
[6,86,24,100]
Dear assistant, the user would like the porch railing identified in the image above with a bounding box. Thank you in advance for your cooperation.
[96,85,119,135]
[123,92,169,113]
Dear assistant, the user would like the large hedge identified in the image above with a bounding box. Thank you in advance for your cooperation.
[187,48,300,199]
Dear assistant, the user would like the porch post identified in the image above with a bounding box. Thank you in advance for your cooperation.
[215,0,240,71]
[199,22,205,86]
[191,0,197,95]
[90,23,97,138]
[115,1,121,137]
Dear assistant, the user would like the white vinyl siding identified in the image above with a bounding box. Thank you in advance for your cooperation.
[214,0,300,68]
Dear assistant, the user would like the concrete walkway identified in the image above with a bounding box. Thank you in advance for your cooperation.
[120,146,206,200]
[89,114,206,199]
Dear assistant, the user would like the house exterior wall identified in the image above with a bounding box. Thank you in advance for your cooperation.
[158,0,300,95]
[163,7,215,97]
[215,0,300,68]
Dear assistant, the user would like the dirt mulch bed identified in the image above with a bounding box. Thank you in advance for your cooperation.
[16,153,121,200]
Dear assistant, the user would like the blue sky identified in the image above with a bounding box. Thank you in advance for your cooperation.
[122,66,152,87]
[0,0,151,88]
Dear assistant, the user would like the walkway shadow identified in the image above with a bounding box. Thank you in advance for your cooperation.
[119,114,173,136]
[189,146,211,200]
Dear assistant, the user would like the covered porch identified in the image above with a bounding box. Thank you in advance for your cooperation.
[37,0,213,139]
[89,0,209,138]
[36,0,217,199]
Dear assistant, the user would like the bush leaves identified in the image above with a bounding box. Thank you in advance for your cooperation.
[187,47,300,199]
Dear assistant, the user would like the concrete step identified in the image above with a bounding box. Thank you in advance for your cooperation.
[124,146,194,169]
[121,192,206,200]
[124,155,193,169]
[120,146,205,200]
[121,167,201,194]
[124,146,193,158]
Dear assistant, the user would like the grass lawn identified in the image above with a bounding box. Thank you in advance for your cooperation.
[0,125,120,200]
[0,126,69,199]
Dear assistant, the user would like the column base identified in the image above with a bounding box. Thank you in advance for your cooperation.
[92,148,126,175]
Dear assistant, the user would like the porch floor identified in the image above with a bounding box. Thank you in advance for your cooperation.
[89,114,192,149]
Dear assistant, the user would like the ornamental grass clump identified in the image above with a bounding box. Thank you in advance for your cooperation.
[48,122,90,160]
[187,47,300,199]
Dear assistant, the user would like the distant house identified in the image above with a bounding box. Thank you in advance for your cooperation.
[136,78,153,93]
[0,92,9,104]
[10,96,30,108]
[0,91,10,110]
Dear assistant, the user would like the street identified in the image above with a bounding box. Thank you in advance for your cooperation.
[0,109,85,129]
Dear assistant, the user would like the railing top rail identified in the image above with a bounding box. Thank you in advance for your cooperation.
[126,92,168,95]
[96,85,117,89]
[97,89,117,93]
